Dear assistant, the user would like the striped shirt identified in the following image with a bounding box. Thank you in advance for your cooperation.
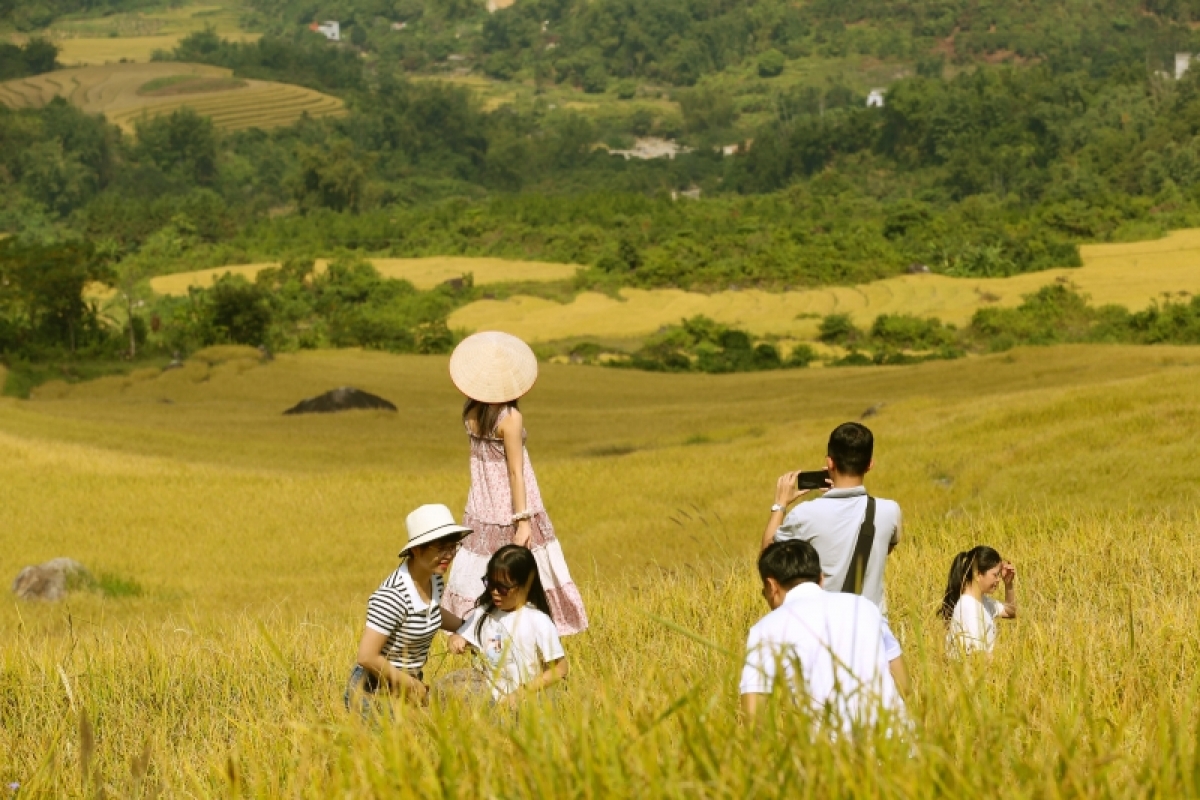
[365,562,443,672]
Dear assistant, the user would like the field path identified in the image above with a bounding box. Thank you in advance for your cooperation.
[448,229,1200,341]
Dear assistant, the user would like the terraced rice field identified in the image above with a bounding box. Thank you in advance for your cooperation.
[148,257,581,295]
[0,62,345,132]
[10,0,257,66]
[449,229,1200,341]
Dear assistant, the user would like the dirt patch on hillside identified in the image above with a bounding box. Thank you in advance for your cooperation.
[138,76,247,97]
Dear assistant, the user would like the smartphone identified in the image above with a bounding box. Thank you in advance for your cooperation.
[797,470,831,490]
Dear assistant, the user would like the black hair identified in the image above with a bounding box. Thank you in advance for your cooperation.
[938,546,1003,621]
[758,540,823,590]
[463,399,520,439]
[474,544,553,640]
[827,422,874,476]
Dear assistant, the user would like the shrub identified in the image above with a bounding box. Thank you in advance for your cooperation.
[818,314,862,345]
[757,49,786,78]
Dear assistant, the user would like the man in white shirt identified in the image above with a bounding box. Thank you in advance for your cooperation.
[760,422,909,695]
[740,540,905,732]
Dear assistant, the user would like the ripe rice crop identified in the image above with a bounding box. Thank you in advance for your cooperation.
[0,62,345,133]
[2,344,1200,794]
[449,229,1200,342]
[148,256,581,295]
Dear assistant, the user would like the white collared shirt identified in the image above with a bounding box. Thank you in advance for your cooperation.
[739,583,905,732]
[774,487,901,613]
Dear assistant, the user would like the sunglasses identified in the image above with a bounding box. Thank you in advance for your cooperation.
[482,576,517,595]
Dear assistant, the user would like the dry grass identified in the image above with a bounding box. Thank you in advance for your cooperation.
[3,345,1200,794]
[0,62,345,132]
[450,229,1200,341]
[148,257,582,296]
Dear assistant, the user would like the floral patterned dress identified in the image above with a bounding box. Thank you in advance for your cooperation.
[443,409,589,635]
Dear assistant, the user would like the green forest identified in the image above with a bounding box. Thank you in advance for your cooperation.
[5,0,1200,385]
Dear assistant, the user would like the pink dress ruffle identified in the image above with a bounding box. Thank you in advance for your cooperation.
[444,410,589,636]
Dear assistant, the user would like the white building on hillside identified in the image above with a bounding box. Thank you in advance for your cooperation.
[311,21,341,41]
[1177,53,1193,80]
[867,89,886,108]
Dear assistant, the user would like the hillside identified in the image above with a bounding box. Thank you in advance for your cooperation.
[2,345,1199,793]
[449,229,1200,342]
[0,61,345,131]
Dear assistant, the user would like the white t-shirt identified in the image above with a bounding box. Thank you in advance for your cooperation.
[774,487,901,614]
[460,605,565,700]
[739,583,905,734]
[947,594,1004,655]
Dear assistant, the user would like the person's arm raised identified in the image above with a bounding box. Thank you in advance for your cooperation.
[761,471,817,552]
[498,409,533,548]
[999,562,1017,619]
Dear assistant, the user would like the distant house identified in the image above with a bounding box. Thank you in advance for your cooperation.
[1177,53,1193,80]
[391,21,407,31]
[487,0,516,11]
[309,21,340,42]
[867,89,885,108]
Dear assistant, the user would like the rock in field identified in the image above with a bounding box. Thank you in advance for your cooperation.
[12,558,92,601]
[283,387,398,416]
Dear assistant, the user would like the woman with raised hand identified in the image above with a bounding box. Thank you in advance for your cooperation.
[346,504,472,713]
[939,545,1017,656]
[443,331,588,636]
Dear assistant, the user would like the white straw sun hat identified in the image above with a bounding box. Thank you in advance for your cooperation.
[449,331,538,403]
[399,504,473,557]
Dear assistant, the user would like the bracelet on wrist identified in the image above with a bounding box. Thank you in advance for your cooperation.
[511,510,534,524]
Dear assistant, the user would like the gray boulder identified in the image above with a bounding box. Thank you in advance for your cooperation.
[283,386,398,416]
[13,558,92,601]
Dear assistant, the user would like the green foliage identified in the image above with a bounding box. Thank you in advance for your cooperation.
[757,49,786,78]
[619,316,791,373]
[0,38,59,80]
[0,238,113,356]
[0,0,156,31]
[967,284,1200,350]
[135,108,219,187]
[155,257,464,355]
[818,314,861,345]
[155,29,366,94]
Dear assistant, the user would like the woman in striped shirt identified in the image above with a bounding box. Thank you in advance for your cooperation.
[346,504,473,710]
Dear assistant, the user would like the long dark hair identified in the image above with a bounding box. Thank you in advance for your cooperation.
[474,544,553,640]
[938,546,1003,621]
[463,398,519,439]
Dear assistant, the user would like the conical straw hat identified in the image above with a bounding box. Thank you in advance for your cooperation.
[449,331,538,403]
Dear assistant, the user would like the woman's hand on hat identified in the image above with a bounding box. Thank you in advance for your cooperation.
[514,519,532,548]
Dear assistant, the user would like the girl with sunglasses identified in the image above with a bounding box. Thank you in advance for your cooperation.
[444,545,568,705]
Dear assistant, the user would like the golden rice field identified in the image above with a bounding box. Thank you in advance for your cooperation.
[148,257,582,296]
[450,229,1200,342]
[0,62,345,133]
[3,343,1200,795]
[8,0,258,66]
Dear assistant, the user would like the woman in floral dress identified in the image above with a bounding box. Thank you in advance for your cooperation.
[443,332,588,635]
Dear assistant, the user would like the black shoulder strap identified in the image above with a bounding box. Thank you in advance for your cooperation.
[839,496,876,594]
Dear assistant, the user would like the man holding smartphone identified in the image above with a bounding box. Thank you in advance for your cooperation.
[760,421,909,696]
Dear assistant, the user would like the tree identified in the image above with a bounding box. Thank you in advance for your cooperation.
[0,239,110,353]
[757,49,786,78]
[135,108,219,186]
